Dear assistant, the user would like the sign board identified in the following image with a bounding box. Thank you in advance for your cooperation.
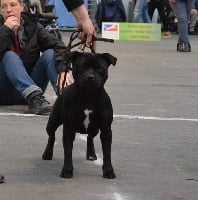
[102,22,161,41]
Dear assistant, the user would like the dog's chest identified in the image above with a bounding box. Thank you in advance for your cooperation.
[83,109,93,132]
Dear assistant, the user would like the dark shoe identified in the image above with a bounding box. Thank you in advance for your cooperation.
[0,175,4,183]
[183,43,191,52]
[177,43,191,52]
[177,43,182,51]
[27,91,52,115]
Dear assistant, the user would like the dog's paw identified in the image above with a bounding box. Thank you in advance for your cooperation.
[86,153,97,161]
[103,171,116,179]
[60,170,73,179]
[42,149,53,160]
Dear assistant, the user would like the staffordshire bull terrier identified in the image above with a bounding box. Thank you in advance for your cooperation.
[42,51,117,179]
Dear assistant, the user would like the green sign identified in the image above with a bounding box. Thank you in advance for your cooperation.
[102,22,161,41]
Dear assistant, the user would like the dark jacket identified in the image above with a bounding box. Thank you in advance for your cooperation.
[195,0,198,9]
[0,12,69,73]
[95,0,126,29]
[63,0,84,11]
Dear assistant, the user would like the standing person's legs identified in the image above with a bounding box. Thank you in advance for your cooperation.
[148,0,156,21]
[133,0,144,22]
[170,1,189,44]
[189,9,198,34]
[157,0,168,30]
[170,0,194,52]
[157,0,171,37]
[186,0,194,21]
[152,9,159,23]
[142,0,151,22]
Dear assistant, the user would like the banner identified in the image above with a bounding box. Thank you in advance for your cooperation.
[102,22,161,41]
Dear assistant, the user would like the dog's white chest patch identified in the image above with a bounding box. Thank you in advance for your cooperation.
[83,109,92,131]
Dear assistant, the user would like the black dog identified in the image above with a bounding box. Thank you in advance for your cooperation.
[42,51,117,179]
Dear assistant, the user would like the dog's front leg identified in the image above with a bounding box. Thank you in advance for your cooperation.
[42,103,62,160]
[60,127,75,179]
[42,133,55,160]
[100,128,116,179]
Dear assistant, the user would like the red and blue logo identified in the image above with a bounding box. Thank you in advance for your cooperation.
[104,24,118,31]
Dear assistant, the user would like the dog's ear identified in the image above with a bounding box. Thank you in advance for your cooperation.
[64,51,82,62]
[101,53,117,66]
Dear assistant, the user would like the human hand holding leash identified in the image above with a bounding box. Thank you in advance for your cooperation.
[71,4,96,50]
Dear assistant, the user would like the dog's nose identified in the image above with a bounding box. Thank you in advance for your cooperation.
[86,74,95,80]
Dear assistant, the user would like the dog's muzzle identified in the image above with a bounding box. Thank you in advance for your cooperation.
[79,72,102,91]
[86,74,95,81]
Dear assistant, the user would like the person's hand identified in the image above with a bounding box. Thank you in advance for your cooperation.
[57,71,73,91]
[77,17,96,50]
[71,5,96,50]
[169,0,176,3]
[4,16,20,33]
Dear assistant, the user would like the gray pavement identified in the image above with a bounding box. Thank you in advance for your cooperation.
[1,32,198,200]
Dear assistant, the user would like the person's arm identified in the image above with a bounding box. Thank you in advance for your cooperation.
[62,0,84,11]
[0,24,14,62]
[62,0,96,49]
[71,4,96,49]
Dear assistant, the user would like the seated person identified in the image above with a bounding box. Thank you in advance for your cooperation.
[0,0,96,115]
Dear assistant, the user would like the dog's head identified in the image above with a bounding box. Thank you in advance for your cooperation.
[67,51,117,92]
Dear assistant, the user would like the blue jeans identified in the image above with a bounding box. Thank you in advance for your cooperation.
[0,49,58,105]
[133,0,151,23]
[170,0,194,43]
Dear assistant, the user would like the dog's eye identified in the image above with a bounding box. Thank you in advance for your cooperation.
[96,68,105,75]
[77,66,85,74]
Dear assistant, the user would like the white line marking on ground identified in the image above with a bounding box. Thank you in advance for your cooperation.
[1,112,198,122]
[0,112,46,117]
[114,114,198,122]
[109,186,132,200]
[112,192,126,200]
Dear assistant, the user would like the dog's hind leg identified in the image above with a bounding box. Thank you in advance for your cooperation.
[100,128,116,179]
[86,135,97,161]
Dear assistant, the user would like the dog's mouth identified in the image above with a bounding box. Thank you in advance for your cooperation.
[78,77,102,91]
[80,81,100,90]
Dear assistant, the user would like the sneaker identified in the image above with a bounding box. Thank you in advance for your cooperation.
[162,31,171,38]
[27,91,52,115]
[177,42,191,52]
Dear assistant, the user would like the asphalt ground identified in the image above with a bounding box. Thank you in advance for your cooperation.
[0,32,198,200]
